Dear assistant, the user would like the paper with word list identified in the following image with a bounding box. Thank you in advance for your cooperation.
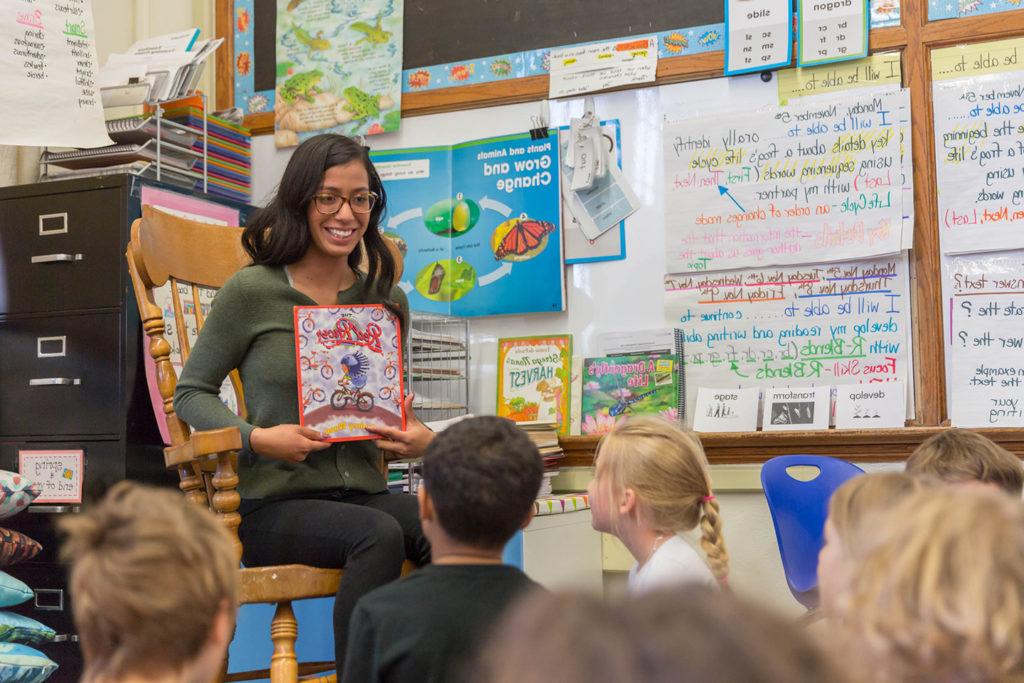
[548,37,657,99]
[834,380,905,428]
[932,38,1024,255]
[664,89,907,273]
[693,387,761,432]
[725,0,792,76]
[763,386,832,431]
[798,0,869,67]
[946,250,1024,428]
[664,254,913,426]
[0,0,112,147]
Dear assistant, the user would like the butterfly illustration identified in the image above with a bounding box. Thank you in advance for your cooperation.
[494,217,555,260]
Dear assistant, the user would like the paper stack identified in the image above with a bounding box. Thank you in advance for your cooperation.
[516,420,565,494]
[98,29,223,105]
[158,101,252,203]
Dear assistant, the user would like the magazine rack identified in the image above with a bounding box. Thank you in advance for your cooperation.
[407,313,470,421]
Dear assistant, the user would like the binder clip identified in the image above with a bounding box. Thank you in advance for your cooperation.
[355,134,369,152]
[529,100,550,140]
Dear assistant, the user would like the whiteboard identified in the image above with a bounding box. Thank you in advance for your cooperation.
[251,72,912,420]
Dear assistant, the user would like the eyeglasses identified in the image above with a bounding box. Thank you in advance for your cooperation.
[312,191,378,215]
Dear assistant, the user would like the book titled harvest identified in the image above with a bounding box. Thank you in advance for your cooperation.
[294,305,405,442]
[497,335,572,435]
[580,354,678,434]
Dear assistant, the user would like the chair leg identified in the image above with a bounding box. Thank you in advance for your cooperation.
[270,601,299,683]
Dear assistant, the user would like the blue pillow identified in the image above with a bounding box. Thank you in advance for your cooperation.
[0,614,53,647]
[0,574,31,609]
[0,643,57,682]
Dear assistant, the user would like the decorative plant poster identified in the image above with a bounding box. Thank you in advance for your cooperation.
[580,354,679,434]
[294,304,405,441]
[275,0,402,148]
[497,335,572,435]
[372,131,564,317]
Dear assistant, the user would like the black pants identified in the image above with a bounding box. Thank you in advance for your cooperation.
[238,490,431,671]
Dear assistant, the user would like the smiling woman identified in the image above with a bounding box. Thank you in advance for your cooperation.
[173,133,436,671]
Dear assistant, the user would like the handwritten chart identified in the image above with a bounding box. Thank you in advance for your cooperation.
[664,254,912,424]
[947,250,1024,427]
[932,38,1024,254]
[0,0,111,147]
[664,90,908,273]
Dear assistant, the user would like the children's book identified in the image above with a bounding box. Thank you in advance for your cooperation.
[294,305,405,442]
[497,335,572,435]
[580,353,679,435]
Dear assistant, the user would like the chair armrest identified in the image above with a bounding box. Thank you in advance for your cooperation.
[164,426,242,468]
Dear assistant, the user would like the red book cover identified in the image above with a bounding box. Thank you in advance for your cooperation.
[294,304,406,442]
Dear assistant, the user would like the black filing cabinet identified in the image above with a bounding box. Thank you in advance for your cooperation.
[0,175,250,680]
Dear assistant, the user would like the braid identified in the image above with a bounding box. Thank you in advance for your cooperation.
[699,496,730,584]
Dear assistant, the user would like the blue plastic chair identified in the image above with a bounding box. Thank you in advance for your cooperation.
[761,455,864,609]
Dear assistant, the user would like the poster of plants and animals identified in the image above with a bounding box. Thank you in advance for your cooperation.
[497,335,572,435]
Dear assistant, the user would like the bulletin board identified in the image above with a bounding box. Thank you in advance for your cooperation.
[239,3,1024,463]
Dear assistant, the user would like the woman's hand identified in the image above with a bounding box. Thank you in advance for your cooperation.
[249,425,331,463]
[368,394,435,460]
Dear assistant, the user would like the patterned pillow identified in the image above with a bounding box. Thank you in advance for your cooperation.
[0,474,40,520]
[0,614,54,647]
[0,531,39,568]
[0,643,57,682]
[0,573,32,609]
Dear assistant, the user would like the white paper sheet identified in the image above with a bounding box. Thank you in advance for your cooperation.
[693,386,761,432]
[549,36,658,99]
[763,385,832,430]
[834,380,906,428]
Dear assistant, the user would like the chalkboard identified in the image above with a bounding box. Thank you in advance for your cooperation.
[246,0,726,90]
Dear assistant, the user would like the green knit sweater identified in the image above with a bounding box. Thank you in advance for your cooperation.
[173,264,409,500]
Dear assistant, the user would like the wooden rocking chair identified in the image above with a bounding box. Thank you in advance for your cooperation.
[125,205,405,682]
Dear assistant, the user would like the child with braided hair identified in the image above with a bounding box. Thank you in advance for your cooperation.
[586,417,728,592]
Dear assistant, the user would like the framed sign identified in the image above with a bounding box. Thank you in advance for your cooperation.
[18,450,84,504]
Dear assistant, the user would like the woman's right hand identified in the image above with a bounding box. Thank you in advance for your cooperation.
[249,425,331,463]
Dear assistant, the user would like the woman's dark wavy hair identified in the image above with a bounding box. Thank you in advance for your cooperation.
[242,134,398,315]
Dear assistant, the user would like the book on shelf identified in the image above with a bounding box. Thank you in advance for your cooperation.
[497,335,572,435]
[294,304,406,442]
[578,352,680,435]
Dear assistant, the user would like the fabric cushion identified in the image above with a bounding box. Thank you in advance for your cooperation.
[0,474,40,520]
[0,531,40,568]
[0,574,32,609]
[0,643,57,682]
[0,614,54,647]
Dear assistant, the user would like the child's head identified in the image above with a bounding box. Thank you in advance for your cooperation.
[474,585,853,683]
[587,417,727,582]
[906,429,1023,497]
[843,487,1024,682]
[419,416,543,551]
[59,481,237,683]
[818,471,934,617]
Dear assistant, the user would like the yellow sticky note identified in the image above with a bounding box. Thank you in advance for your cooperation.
[931,37,1024,82]
[777,53,903,105]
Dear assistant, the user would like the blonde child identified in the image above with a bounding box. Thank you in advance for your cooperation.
[59,482,238,683]
[817,471,935,618]
[587,416,727,592]
[906,428,1023,497]
[840,487,1024,683]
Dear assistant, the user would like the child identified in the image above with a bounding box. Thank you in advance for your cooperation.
[474,585,854,683]
[58,481,237,683]
[342,416,544,683]
[906,428,1023,496]
[587,416,727,592]
[840,487,1024,682]
[817,471,934,618]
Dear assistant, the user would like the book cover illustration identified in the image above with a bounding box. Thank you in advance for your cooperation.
[497,335,572,435]
[580,354,679,435]
[294,304,406,442]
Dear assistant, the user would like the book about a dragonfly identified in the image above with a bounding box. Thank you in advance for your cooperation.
[496,335,572,435]
[294,305,405,442]
[580,354,679,435]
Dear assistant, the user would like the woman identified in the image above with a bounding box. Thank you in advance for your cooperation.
[174,134,433,669]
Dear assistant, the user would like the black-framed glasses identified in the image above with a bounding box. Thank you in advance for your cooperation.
[312,191,378,215]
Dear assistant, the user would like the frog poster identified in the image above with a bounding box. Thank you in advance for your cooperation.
[275,0,403,148]
[293,304,406,442]
[497,335,572,435]
[580,354,680,435]
[371,131,565,316]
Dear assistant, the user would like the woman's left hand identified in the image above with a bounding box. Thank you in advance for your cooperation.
[369,393,435,460]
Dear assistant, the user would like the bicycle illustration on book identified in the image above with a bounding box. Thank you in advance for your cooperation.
[330,351,375,412]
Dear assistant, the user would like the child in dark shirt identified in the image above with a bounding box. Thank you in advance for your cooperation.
[342,416,545,683]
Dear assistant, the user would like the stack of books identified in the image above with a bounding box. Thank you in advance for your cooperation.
[159,104,251,203]
[517,420,565,496]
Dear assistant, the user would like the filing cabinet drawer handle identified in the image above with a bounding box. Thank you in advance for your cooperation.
[34,589,64,611]
[30,253,83,264]
[28,377,81,386]
[52,634,79,643]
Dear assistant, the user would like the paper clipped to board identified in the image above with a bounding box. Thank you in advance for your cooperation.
[0,0,112,147]
[548,36,658,99]
[724,0,792,76]
[762,386,832,431]
[833,380,906,429]
[693,387,761,432]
